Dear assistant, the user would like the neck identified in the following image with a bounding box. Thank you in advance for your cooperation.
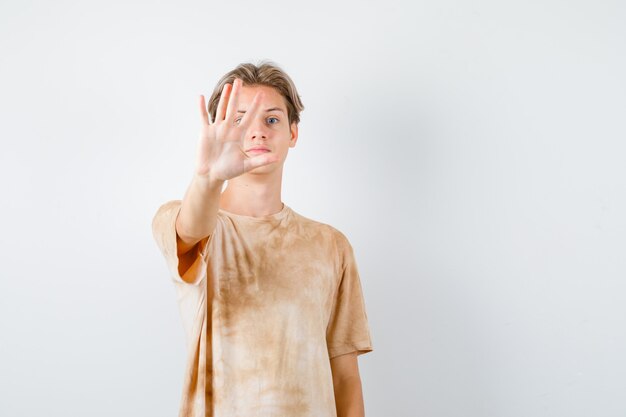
[219,167,284,217]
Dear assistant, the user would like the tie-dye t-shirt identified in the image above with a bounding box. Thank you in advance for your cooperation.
[151,200,373,417]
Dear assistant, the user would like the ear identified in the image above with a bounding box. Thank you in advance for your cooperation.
[289,122,298,148]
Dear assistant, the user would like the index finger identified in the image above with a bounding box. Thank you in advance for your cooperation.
[237,89,265,128]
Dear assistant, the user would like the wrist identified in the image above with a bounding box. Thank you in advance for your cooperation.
[193,173,225,192]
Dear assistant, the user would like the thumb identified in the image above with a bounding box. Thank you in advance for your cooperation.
[242,153,280,172]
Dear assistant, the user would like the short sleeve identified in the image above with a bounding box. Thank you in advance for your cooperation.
[326,234,374,359]
[151,200,211,286]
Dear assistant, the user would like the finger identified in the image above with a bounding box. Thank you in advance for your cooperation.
[242,152,280,172]
[224,78,242,123]
[215,83,232,123]
[238,90,265,128]
[199,95,210,125]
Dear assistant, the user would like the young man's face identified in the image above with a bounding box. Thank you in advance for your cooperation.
[236,84,298,176]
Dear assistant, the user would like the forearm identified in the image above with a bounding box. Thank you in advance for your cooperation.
[176,174,224,254]
[333,376,365,417]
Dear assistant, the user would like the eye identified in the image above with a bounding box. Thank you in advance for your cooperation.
[235,117,242,125]
[267,117,279,125]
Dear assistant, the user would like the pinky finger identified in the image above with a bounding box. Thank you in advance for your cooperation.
[199,95,210,125]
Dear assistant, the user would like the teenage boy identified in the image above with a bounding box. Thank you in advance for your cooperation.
[152,62,373,417]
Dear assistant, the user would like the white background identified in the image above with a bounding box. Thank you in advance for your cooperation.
[1,0,625,416]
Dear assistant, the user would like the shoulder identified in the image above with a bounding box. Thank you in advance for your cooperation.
[288,208,354,253]
[153,199,181,219]
[152,199,181,231]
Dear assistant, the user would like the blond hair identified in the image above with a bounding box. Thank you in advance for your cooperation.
[208,61,304,125]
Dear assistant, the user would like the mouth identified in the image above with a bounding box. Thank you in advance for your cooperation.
[246,147,270,153]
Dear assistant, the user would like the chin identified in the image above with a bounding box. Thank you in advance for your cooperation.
[249,162,282,176]
[246,165,269,174]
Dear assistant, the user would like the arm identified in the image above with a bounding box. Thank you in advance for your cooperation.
[176,79,279,260]
[330,352,366,417]
[176,174,223,256]
[174,175,224,277]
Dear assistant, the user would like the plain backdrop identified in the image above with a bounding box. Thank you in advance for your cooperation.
[1,0,625,416]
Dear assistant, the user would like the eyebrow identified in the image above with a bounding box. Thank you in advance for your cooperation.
[237,107,285,114]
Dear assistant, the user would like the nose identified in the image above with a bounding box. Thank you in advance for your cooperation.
[248,118,268,141]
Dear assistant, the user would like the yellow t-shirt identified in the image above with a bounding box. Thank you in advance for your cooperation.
[152,200,373,417]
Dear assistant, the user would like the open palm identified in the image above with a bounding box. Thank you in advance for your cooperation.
[195,78,279,181]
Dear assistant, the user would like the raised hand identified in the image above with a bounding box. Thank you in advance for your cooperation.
[195,78,280,182]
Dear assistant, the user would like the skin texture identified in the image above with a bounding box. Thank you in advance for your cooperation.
[173,78,367,416]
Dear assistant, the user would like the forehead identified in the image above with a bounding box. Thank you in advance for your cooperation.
[238,84,287,110]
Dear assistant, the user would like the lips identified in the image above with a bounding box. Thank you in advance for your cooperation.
[246,147,270,152]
